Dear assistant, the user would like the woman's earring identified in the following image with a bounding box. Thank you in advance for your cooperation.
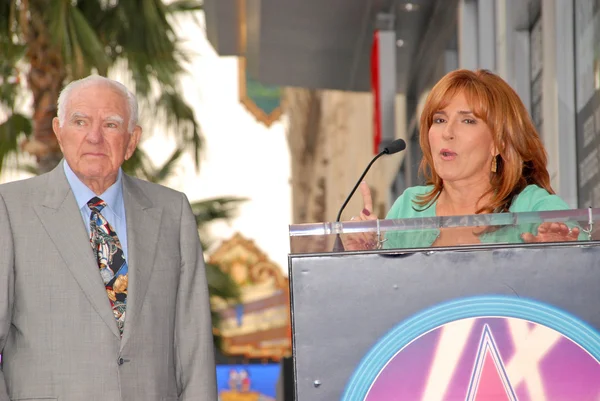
[491,155,498,173]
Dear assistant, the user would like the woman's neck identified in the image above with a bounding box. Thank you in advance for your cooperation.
[436,179,493,216]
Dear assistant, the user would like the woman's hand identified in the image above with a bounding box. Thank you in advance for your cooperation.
[521,222,580,243]
[341,181,379,251]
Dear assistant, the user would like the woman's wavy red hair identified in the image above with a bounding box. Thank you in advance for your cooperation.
[416,69,554,213]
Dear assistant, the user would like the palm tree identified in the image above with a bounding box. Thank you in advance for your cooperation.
[0,0,243,347]
[0,0,202,174]
[192,195,244,348]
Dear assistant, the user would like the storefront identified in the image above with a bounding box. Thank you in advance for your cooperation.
[205,0,589,210]
[575,0,600,208]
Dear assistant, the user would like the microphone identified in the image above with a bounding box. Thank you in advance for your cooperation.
[332,138,407,252]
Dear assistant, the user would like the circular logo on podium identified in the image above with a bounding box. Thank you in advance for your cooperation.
[342,296,600,400]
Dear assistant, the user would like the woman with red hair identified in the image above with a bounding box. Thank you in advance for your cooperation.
[347,69,579,249]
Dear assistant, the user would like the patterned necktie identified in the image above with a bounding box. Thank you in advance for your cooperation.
[88,197,128,336]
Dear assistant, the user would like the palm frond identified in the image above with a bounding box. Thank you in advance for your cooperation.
[166,0,203,13]
[0,64,25,111]
[156,90,202,169]
[1,0,22,42]
[150,147,184,183]
[0,1,9,31]
[121,147,156,180]
[68,5,111,77]
[0,112,31,169]
[122,146,184,184]
[0,2,26,111]
[107,0,181,90]
[206,261,242,348]
[206,263,240,301]
[194,196,247,251]
[15,162,39,176]
[47,1,111,79]
[191,197,247,228]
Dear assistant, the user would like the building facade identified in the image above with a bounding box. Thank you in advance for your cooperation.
[206,0,599,227]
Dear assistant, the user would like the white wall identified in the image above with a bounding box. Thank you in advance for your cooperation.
[142,12,293,271]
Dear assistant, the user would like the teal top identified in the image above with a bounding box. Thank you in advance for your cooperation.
[383,184,573,249]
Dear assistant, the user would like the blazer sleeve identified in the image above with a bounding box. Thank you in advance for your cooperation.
[0,193,14,400]
[174,193,218,400]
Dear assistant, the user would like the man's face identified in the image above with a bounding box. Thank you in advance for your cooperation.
[52,83,141,188]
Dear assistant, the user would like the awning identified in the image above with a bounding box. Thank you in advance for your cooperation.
[204,0,458,94]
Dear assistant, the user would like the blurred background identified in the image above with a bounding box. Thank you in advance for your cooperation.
[0,0,598,399]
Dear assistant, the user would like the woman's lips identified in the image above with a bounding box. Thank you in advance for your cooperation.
[440,149,457,161]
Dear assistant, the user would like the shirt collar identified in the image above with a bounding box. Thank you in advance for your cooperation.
[63,160,125,219]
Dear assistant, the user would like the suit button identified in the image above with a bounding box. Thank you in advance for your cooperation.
[118,357,124,366]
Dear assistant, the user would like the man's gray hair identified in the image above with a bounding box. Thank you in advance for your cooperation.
[57,75,139,133]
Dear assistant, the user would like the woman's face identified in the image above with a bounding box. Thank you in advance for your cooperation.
[428,92,496,186]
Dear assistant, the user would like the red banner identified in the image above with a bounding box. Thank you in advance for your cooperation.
[371,30,381,155]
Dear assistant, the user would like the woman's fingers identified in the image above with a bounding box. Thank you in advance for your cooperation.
[569,226,580,238]
[522,223,581,243]
[341,231,378,250]
[359,181,373,217]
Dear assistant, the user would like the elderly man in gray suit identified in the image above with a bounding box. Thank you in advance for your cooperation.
[0,75,217,400]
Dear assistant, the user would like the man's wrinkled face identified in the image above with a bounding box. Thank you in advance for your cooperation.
[52,84,141,187]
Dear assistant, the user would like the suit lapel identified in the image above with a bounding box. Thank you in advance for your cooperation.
[120,175,162,349]
[33,164,121,339]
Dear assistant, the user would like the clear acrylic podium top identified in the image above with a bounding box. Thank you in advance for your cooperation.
[289,208,600,254]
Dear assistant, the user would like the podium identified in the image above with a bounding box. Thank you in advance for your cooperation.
[288,209,600,400]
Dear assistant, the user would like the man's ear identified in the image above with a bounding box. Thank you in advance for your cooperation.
[52,117,63,147]
[125,125,142,160]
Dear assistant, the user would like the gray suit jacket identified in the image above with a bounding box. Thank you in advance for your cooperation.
[0,163,217,401]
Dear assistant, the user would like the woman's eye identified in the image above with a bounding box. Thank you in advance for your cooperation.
[464,119,476,124]
[433,118,445,124]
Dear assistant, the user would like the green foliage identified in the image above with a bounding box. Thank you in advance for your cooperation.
[191,196,248,251]
[0,0,29,171]
[165,0,204,13]
[206,263,241,301]
[47,1,111,78]
[121,147,185,184]
[0,0,244,348]
[0,0,204,171]
[156,90,203,169]
[191,196,248,228]
[0,113,31,168]
[206,262,241,349]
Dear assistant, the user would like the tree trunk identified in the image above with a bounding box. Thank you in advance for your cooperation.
[21,0,65,173]
[284,88,330,253]
[284,87,398,253]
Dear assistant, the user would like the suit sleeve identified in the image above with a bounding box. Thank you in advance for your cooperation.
[175,194,217,400]
[0,193,14,400]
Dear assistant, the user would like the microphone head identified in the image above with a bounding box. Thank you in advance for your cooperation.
[384,138,407,155]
